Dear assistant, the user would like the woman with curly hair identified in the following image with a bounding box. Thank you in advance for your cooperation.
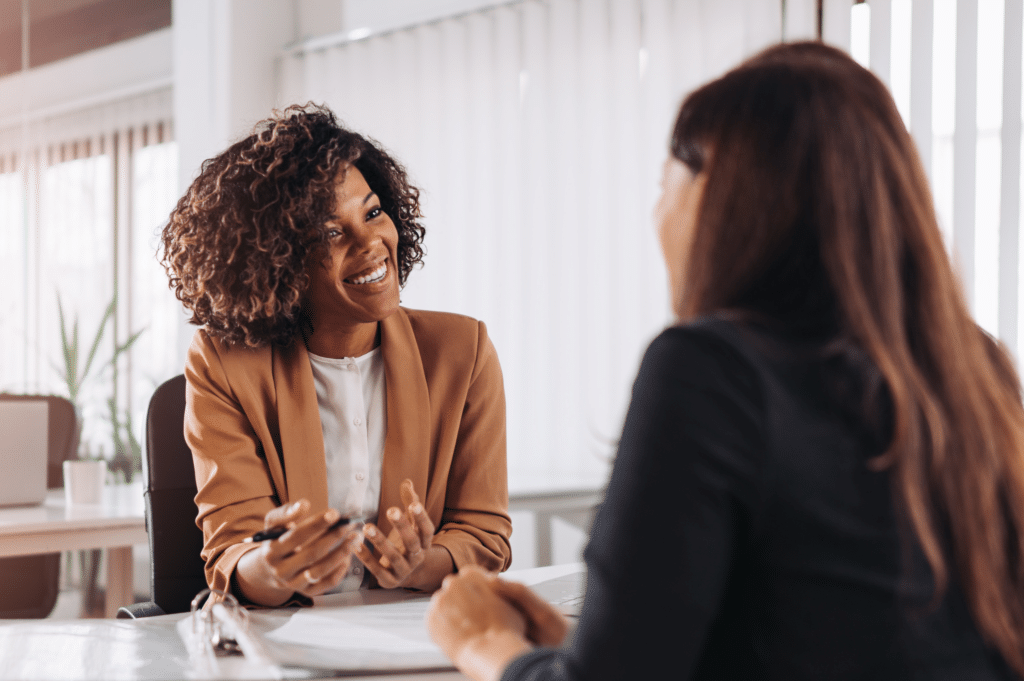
[162,104,511,607]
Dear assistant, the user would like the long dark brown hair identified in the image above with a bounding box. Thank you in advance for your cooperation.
[671,41,1024,673]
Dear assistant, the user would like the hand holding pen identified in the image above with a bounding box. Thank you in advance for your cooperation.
[245,512,362,543]
[233,499,364,605]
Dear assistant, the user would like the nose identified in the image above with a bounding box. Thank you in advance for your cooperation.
[348,221,381,251]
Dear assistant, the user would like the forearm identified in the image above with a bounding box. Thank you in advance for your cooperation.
[234,548,294,606]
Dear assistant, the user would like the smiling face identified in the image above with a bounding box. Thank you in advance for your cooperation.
[655,156,707,318]
[304,166,401,357]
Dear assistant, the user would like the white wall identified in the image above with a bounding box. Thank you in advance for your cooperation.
[172,0,297,193]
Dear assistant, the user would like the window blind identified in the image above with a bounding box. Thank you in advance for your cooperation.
[282,0,788,490]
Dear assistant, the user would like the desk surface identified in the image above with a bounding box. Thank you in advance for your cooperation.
[0,563,583,681]
[0,483,147,617]
[0,483,146,556]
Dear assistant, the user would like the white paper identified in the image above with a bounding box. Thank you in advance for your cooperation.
[265,597,438,654]
[257,591,452,671]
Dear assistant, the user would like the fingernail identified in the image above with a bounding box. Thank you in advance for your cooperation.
[290,501,302,513]
[365,525,377,537]
[410,503,423,515]
[387,507,401,521]
[325,508,340,524]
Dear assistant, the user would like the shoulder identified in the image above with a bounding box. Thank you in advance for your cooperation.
[401,307,484,343]
[186,327,275,380]
[611,319,770,528]
[637,319,764,401]
[397,307,500,384]
[400,307,494,359]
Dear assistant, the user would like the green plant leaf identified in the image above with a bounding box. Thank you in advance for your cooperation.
[107,326,146,367]
[55,294,74,400]
[70,316,81,399]
[78,299,114,391]
[56,292,83,403]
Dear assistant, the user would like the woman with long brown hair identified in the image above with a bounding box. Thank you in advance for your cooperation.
[426,41,1024,679]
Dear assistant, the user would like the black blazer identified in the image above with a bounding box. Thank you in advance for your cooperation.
[503,318,1016,681]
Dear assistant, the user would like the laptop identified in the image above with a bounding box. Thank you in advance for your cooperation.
[0,400,49,507]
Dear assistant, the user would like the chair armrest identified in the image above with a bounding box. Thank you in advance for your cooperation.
[116,601,167,619]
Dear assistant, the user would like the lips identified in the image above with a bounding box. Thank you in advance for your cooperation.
[344,260,388,285]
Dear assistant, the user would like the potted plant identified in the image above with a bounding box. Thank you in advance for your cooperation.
[54,292,144,462]
[54,291,144,616]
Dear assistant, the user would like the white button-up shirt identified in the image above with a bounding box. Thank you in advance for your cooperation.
[307,345,387,591]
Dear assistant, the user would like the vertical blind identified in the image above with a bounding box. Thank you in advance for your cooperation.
[824,0,1024,360]
[280,0,788,491]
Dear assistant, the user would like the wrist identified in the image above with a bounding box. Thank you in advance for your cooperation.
[235,547,293,606]
[456,628,532,681]
[403,545,455,591]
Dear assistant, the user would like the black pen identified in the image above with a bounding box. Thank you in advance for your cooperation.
[243,514,361,543]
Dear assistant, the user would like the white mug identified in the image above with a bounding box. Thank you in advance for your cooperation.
[63,460,107,505]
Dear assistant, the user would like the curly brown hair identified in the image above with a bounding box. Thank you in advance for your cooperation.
[161,103,426,348]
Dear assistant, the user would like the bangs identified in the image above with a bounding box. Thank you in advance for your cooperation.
[670,74,737,174]
[669,100,708,174]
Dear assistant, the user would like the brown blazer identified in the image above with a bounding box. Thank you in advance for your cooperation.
[184,307,512,595]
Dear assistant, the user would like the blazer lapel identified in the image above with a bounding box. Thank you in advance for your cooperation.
[377,308,432,536]
[273,339,330,513]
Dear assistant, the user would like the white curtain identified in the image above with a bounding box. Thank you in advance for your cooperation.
[0,87,182,459]
[280,0,787,492]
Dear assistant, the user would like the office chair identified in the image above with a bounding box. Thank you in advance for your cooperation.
[0,393,77,618]
[117,375,208,618]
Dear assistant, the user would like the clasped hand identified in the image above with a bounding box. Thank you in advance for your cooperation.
[426,566,571,681]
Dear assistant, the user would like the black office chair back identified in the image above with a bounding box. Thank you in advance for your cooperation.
[142,374,208,614]
[0,393,77,618]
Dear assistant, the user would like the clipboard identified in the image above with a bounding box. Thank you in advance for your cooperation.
[176,587,456,677]
[176,589,287,679]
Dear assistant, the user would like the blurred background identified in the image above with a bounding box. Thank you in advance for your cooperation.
[0,0,1019,597]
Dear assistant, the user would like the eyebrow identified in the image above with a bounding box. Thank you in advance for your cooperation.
[363,191,376,205]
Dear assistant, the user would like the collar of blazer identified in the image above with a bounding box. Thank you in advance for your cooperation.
[271,307,431,539]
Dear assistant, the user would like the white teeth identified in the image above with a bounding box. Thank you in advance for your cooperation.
[348,263,387,285]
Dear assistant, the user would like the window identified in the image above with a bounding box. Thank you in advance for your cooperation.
[0,107,181,469]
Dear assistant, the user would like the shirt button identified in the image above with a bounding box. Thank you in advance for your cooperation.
[347,363,356,370]
[355,472,365,481]
[353,566,362,574]
[353,417,362,426]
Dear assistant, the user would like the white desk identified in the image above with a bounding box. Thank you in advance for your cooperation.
[0,483,147,618]
[0,563,583,680]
